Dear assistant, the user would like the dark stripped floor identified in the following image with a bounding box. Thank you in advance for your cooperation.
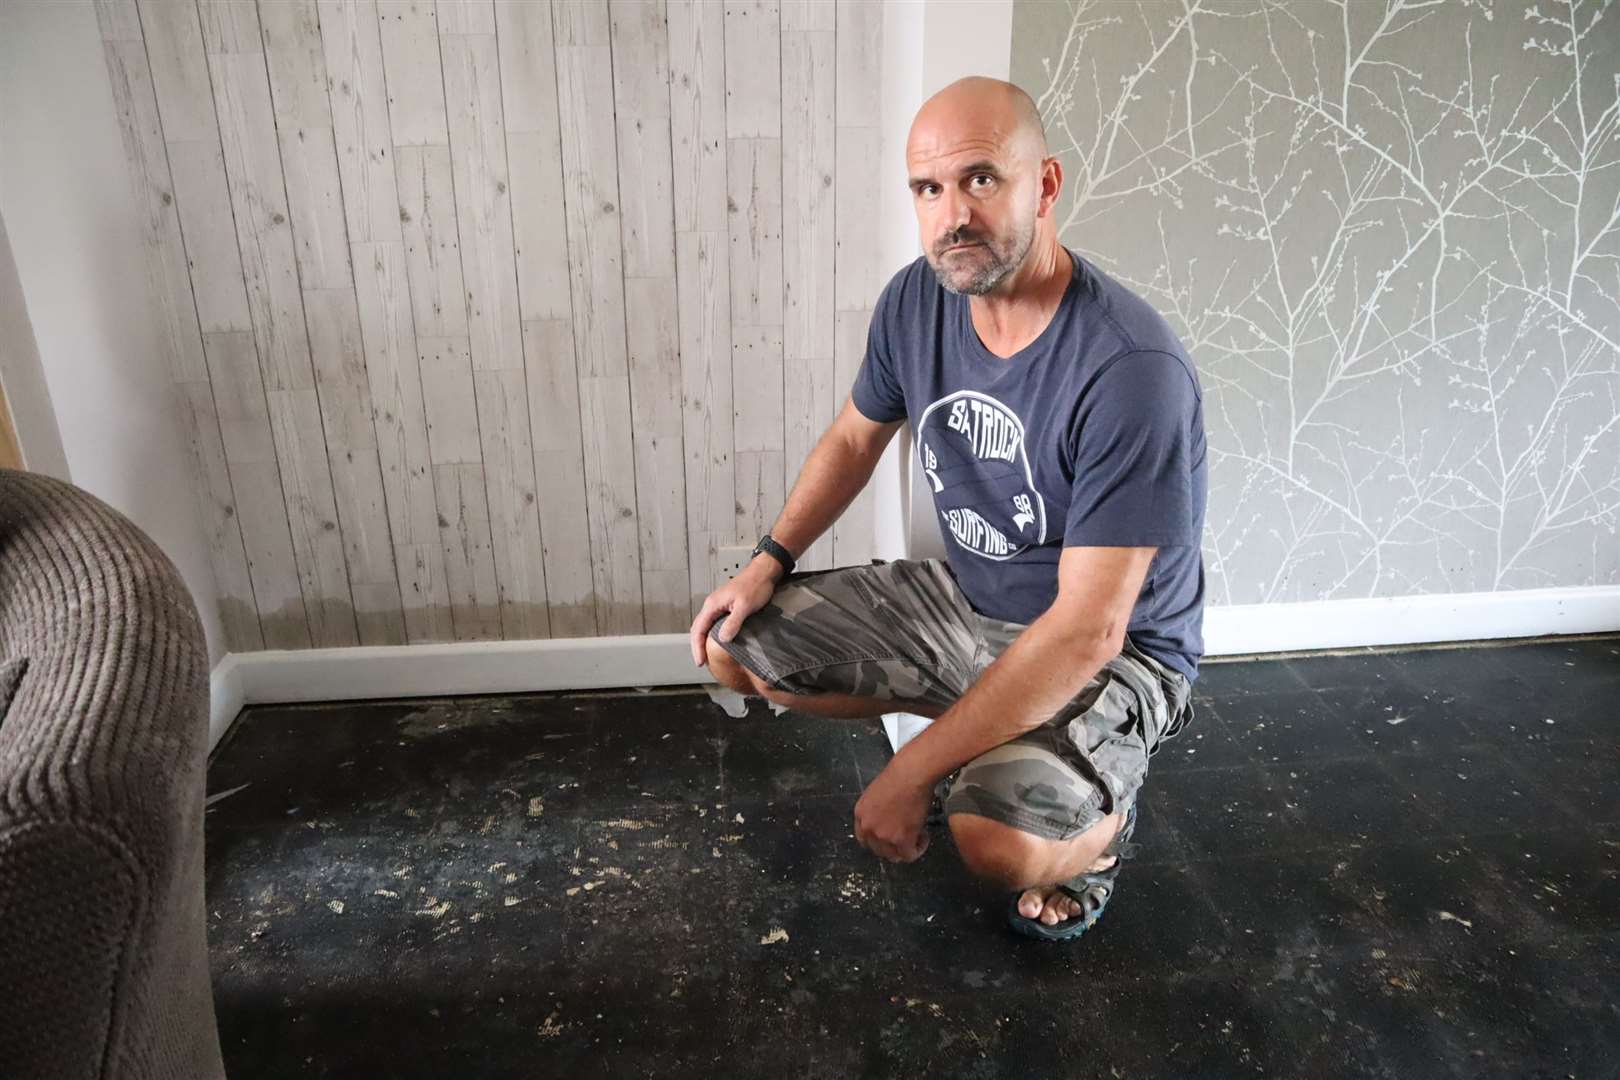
[204,635,1620,1079]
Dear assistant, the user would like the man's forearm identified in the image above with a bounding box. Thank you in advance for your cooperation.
[890,608,1118,788]
[758,426,884,567]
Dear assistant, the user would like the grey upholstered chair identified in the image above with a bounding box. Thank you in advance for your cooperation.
[0,469,225,1079]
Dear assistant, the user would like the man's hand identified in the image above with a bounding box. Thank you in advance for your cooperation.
[687,558,781,667]
[853,760,933,863]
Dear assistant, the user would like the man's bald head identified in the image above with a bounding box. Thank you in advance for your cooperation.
[907,76,1048,165]
[905,77,1057,296]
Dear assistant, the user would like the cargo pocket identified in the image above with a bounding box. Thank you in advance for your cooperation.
[1060,665,1153,820]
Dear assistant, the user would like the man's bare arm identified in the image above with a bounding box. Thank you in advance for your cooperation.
[852,545,1157,860]
[688,399,904,664]
[759,399,903,571]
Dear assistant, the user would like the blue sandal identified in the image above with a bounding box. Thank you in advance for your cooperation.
[1006,800,1139,942]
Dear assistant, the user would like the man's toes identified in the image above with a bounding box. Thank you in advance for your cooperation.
[1040,895,1067,925]
[1018,888,1088,926]
[1039,893,1080,925]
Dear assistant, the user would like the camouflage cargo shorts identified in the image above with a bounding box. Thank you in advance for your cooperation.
[709,558,1194,841]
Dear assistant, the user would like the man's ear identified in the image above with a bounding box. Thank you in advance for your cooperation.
[1038,156,1064,216]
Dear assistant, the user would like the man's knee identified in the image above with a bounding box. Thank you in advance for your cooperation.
[948,810,1122,889]
[947,813,1055,889]
[705,636,758,694]
[707,637,801,706]
[706,636,819,713]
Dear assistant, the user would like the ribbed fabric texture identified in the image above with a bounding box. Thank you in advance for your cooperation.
[0,656,26,717]
[0,469,225,1079]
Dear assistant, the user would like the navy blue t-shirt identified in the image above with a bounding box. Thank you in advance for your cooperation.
[851,247,1207,681]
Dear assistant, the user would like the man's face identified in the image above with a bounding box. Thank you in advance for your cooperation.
[907,130,1039,296]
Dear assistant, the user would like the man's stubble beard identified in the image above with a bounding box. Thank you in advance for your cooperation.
[925,212,1037,297]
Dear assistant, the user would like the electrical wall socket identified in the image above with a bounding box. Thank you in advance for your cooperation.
[716,545,755,579]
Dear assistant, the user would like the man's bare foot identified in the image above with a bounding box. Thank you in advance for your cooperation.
[1014,852,1118,925]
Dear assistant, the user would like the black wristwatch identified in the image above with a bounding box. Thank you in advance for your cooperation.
[752,534,796,579]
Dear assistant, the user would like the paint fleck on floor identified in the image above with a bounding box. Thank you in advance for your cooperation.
[205,637,1620,1078]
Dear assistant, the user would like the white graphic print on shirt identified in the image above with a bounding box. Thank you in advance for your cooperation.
[916,390,1048,561]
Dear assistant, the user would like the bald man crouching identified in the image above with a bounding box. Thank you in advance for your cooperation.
[688,77,1206,941]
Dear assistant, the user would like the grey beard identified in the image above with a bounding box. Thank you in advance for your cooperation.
[928,221,1035,296]
[936,256,1015,296]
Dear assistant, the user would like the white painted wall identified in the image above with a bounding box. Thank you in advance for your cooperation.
[878,0,1016,560]
[0,0,225,663]
[922,0,1014,94]
[0,212,70,480]
[870,0,929,561]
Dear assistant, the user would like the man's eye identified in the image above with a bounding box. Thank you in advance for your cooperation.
[972,175,994,188]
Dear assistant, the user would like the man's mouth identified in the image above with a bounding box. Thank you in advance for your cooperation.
[942,242,982,254]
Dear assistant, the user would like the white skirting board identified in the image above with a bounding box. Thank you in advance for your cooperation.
[1201,583,1619,656]
[209,584,1620,751]
[208,634,714,751]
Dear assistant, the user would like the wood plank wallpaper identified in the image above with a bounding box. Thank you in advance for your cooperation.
[93,0,887,651]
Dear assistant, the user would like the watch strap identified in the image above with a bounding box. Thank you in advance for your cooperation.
[753,534,795,578]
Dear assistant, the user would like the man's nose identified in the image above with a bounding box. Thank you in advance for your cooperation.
[939,187,972,234]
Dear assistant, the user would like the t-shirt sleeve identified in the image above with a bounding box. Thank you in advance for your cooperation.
[849,276,908,423]
[1064,350,1201,548]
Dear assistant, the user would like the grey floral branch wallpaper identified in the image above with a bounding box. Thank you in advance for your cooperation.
[1011,0,1619,605]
